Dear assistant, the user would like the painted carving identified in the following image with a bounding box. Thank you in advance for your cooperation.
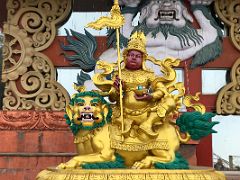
[216,57,240,114]
[56,88,218,169]
[103,0,223,68]
[0,111,67,130]
[215,0,240,51]
[215,0,240,115]
[2,0,72,110]
[37,168,225,179]
[61,0,223,90]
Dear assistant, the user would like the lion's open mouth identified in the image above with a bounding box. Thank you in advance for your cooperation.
[155,10,179,21]
[77,112,99,122]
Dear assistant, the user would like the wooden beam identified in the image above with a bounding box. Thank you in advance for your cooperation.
[73,0,112,12]
[0,0,7,27]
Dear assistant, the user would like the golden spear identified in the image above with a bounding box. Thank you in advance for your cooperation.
[86,0,125,137]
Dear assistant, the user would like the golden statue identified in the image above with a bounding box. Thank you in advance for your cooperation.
[36,1,225,179]
[54,32,218,170]
[37,32,225,180]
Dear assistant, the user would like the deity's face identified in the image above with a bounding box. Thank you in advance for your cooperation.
[125,50,143,70]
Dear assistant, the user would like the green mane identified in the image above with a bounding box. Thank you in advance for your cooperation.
[65,91,112,135]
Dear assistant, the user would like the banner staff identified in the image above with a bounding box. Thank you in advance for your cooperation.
[86,0,125,138]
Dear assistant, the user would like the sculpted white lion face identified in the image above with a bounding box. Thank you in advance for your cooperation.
[139,0,193,28]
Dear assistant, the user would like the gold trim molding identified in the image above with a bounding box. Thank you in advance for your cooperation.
[2,0,72,110]
[215,0,240,51]
[217,57,240,114]
[37,167,225,180]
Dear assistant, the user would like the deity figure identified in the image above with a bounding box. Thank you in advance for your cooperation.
[106,32,178,137]
[57,32,218,170]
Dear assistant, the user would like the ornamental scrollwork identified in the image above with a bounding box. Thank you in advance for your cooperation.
[215,0,240,51]
[2,0,72,110]
[3,50,69,110]
[7,0,71,51]
[2,24,34,81]
[216,57,240,114]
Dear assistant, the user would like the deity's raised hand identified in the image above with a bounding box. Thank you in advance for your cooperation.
[113,75,125,91]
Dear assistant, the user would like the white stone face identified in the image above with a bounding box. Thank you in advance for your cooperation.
[100,0,220,64]
[140,0,193,28]
[57,0,222,92]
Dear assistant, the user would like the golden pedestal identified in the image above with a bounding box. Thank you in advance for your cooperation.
[37,167,225,180]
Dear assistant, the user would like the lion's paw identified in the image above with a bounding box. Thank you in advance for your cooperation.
[56,159,80,169]
[132,158,152,169]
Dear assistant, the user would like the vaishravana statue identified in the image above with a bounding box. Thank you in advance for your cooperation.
[57,32,218,169]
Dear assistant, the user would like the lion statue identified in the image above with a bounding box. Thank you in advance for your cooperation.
[57,90,218,169]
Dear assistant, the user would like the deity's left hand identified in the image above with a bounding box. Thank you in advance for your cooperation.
[134,93,153,101]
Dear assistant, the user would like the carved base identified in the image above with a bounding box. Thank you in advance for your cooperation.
[36,167,225,180]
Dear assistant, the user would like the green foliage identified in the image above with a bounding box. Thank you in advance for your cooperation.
[190,4,223,68]
[75,71,91,87]
[154,153,189,169]
[176,111,219,140]
[60,29,97,72]
[107,29,128,49]
[191,38,222,68]
[82,154,126,169]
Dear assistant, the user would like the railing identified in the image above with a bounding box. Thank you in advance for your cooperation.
[213,153,240,171]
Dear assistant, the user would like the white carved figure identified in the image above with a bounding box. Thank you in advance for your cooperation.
[61,0,222,90]
[101,0,222,69]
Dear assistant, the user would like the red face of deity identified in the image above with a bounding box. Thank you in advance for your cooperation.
[125,50,143,70]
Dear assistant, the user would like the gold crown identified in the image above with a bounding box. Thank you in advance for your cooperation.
[124,31,147,55]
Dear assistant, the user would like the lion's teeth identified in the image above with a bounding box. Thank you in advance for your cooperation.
[81,112,94,121]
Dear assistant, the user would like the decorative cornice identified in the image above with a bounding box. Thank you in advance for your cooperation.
[215,0,240,51]
[0,110,68,130]
[216,57,240,114]
[2,0,72,110]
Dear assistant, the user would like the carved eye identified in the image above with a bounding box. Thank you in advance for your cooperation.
[77,102,84,106]
[91,103,98,107]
